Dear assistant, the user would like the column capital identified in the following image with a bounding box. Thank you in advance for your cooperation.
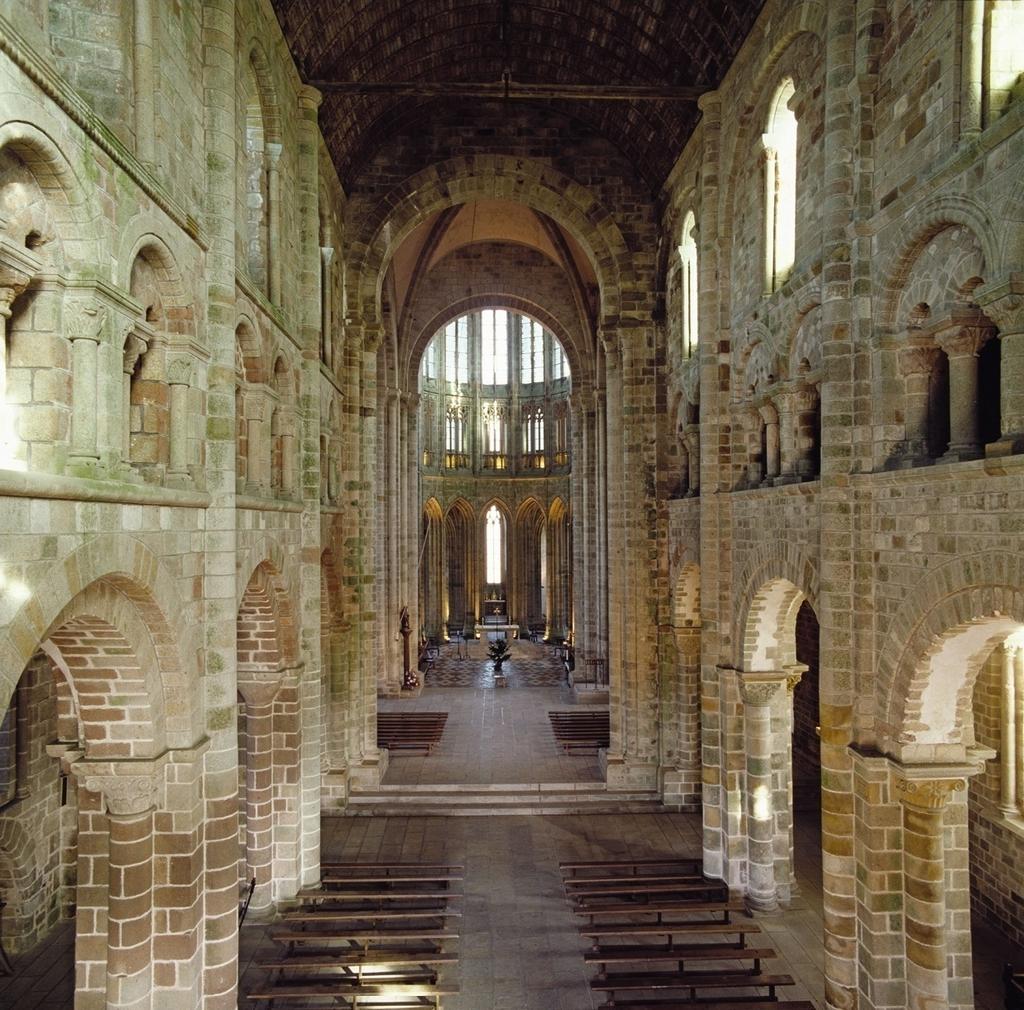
[265,141,283,170]
[65,297,107,343]
[934,311,996,357]
[738,670,788,705]
[898,340,941,377]
[0,235,41,313]
[320,245,335,266]
[976,274,1024,334]
[890,759,986,810]
[72,757,164,816]
[696,89,721,116]
[297,84,323,113]
[785,663,809,693]
[122,332,148,375]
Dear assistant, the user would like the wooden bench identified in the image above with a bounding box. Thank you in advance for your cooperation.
[560,858,702,876]
[318,874,461,887]
[548,710,610,751]
[377,713,448,753]
[585,943,777,974]
[319,862,463,873]
[282,909,462,924]
[574,897,744,919]
[581,921,761,944]
[596,1001,816,1010]
[591,970,796,1000]
[565,873,712,891]
[570,881,728,904]
[1006,964,1024,1010]
[271,927,458,951]
[246,982,457,1007]
[293,890,459,903]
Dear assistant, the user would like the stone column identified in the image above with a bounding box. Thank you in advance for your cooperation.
[898,341,941,463]
[935,318,994,462]
[758,401,780,484]
[1002,643,1020,815]
[73,764,163,1010]
[739,672,787,913]
[133,0,156,166]
[683,423,700,495]
[594,383,608,666]
[793,384,820,479]
[960,0,984,140]
[121,333,147,467]
[280,420,295,497]
[0,254,35,467]
[978,280,1024,456]
[266,142,283,306]
[893,771,968,1010]
[67,299,107,466]
[200,0,241,1002]
[320,246,334,368]
[167,368,191,478]
[771,388,799,484]
[236,680,277,916]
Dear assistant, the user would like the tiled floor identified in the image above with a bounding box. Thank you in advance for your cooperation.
[424,638,566,689]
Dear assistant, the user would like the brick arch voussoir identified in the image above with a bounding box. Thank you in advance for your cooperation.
[877,194,1001,332]
[237,540,300,671]
[347,156,631,329]
[876,552,1024,754]
[735,541,819,671]
[0,535,196,745]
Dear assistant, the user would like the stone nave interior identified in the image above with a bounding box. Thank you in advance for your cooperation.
[1,0,1024,1008]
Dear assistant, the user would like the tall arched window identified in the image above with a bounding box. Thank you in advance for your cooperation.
[521,318,544,384]
[445,317,469,383]
[679,209,699,357]
[763,79,797,292]
[481,309,508,385]
[485,505,503,584]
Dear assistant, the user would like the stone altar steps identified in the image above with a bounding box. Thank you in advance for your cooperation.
[344,782,664,816]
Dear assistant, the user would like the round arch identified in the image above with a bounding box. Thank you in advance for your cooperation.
[346,155,635,334]
[876,552,1024,759]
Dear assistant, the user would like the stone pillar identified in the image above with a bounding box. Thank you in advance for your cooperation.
[67,299,107,465]
[960,0,984,140]
[0,253,36,467]
[793,384,820,479]
[893,771,968,1010]
[133,0,156,166]
[739,672,787,913]
[683,423,700,494]
[121,333,147,466]
[168,362,192,481]
[936,318,994,462]
[1002,643,1020,814]
[978,279,1024,456]
[898,341,941,463]
[280,422,295,497]
[106,808,154,1010]
[758,401,780,484]
[200,0,241,1003]
[320,247,334,368]
[237,681,277,916]
[266,142,283,306]
[594,384,608,666]
[771,388,799,483]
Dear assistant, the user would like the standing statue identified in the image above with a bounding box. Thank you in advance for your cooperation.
[400,605,418,690]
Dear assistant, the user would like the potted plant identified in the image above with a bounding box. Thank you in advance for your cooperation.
[488,637,511,685]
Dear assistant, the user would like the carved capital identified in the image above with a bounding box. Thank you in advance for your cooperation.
[898,342,941,377]
[297,84,323,113]
[739,672,786,706]
[785,663,809,693]
[894,776,965,811]
[0,235,41,313]
[976,276,1024,335]
[265,142,283,171]
[72,760,162,816]
[934,313,996,357]
[122,332,148,375]
[166,356,194,387]
[66,298,107,343]
[320,246,335,267]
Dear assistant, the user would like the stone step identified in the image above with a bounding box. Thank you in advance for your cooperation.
[344,784,664,816]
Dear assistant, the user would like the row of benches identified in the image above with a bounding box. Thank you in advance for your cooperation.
[244,861,462,1008]
[548,708,610,752]
[560,856,815,1009]
[377,712,449,753]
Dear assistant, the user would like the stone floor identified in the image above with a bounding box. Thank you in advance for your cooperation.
[379,683,604,785]
[424,637,566,689]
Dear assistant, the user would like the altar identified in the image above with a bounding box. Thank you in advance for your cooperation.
[475,623,520,639]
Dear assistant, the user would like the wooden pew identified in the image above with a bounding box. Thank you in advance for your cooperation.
[271,927,458,954]
[548,710,610,751]
[570,881,729,905]
[377,713,448,753]
[1006,964,1024,1010]
[246,981,457,1008]
[572,897,743,925]
[585,942,777,974]
[596,1001,816,1010]
[591,969,797,1001]
[281,909,462,924]
[319,862,463,874]
[560,858,702,877]
[580,920,761,946]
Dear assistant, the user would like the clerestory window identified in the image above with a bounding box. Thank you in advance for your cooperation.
[763,79,797,292]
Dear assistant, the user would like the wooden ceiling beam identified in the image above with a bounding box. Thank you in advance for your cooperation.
[309,80,709,102]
